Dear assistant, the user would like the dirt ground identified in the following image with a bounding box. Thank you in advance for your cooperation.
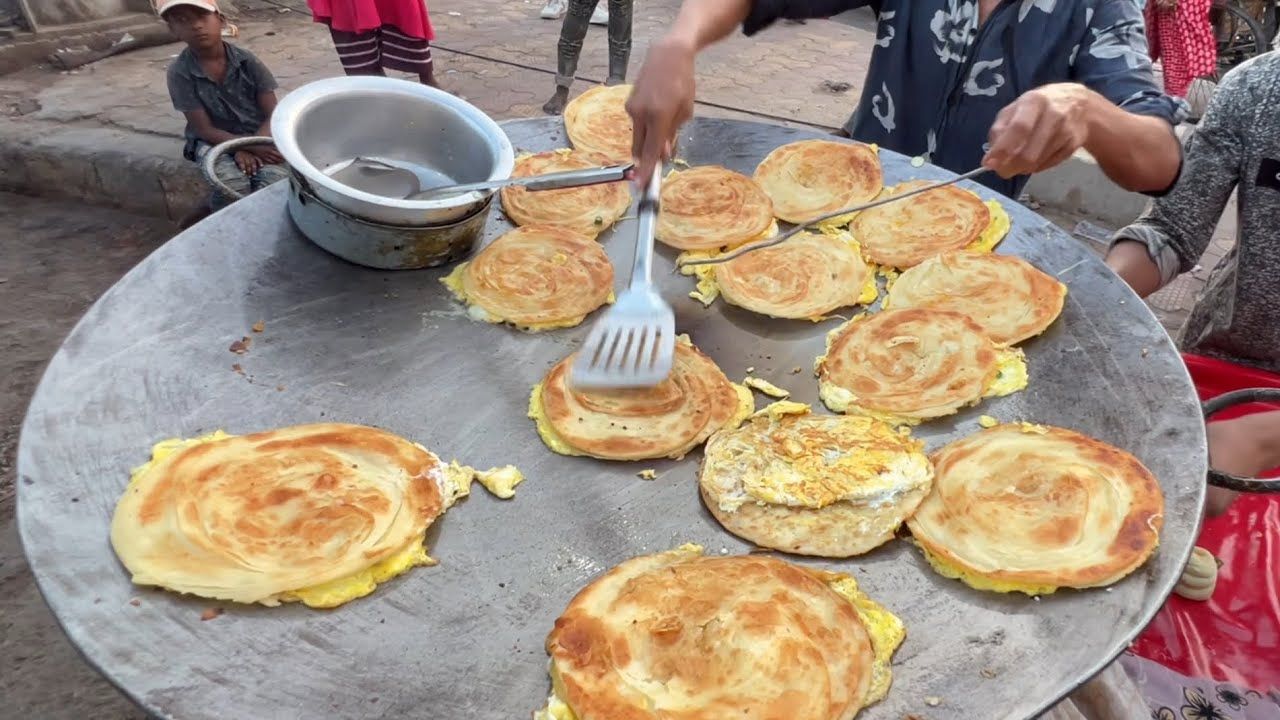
[0,193,169,719]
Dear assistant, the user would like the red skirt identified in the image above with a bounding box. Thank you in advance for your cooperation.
[1145,0,1217,97]
[307,0,434,40]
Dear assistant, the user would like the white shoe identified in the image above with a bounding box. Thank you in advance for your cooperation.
[540,0,566,19]
[589,4,608,24]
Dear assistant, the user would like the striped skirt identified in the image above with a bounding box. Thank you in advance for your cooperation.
[327,24,434,76]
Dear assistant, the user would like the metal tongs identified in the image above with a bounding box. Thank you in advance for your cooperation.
[571,165,675,389]
[343,156,634,201]
[679,166,988,268]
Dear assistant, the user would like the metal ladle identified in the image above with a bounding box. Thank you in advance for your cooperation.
[340,156,633,201]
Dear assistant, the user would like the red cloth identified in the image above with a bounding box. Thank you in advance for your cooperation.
[1129,354,1280,692]
[308,0,433,39]
[1145,0,1217,97]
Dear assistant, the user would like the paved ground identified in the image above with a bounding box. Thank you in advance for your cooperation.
[0,193,169,720]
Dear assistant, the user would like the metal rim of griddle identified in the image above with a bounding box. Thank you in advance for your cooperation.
[1204,388,1280,492]
[14,117,1207,720]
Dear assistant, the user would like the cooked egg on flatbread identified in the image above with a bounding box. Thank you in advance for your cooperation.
[109,423,510,609]
[657,165,776,251]
[500,149,632,237]
[442,225,614,331]
[907,423,1164,594]
[885,251,1066,345]
[816,307,1027,425]
[534,544,904,720]
[680,229,878,319]
[753,139,883,224]
[562,84,634,165]
[700,402,934,557]
[851,181,1011,269]
[529,335,753,461]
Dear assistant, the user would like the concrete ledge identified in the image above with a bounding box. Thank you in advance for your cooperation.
[1023,147,1150,228]
[0,119,203,221]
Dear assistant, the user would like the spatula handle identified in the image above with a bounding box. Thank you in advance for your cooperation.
[630,166,662,289]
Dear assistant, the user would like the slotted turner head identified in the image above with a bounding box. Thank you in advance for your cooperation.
[570,166,675,389]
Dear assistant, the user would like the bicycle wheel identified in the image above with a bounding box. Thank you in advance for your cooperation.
[1190,0,1269,121]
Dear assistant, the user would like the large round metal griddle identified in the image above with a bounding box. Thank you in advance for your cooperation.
[17,118,1205,720]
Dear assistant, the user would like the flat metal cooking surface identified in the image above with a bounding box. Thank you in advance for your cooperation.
[17,118,1205,720]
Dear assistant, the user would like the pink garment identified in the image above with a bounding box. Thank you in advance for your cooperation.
[307,0,434,40]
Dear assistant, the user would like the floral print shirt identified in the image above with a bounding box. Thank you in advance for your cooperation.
[744,0,1186,197]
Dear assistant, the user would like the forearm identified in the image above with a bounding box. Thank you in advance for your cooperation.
[1083,93,1181,193]
[666,0,753,50]
[193,125,241,146]
[1104,240,1163,298]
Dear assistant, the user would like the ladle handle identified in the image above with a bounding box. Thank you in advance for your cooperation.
[405,163,634,200]
[1202,388,1280,493]
[201,136,278,201]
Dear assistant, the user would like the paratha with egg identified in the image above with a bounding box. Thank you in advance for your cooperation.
[684,229,877,319]
[442,225,614,331]
[110,423,471,608]
[816,308,1027,424]
[534,544,904,720]
[885,251,1066,345]
[563,84,634,165]
[700,403,933,557]
[907,423,1164,594]
[529,337,752,461]
[500,150,632,237]
[657,166,776,251]
[851,181,1011,269]
[753,139,883,224]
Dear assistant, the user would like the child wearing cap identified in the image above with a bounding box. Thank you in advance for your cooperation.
[158,0,287,219]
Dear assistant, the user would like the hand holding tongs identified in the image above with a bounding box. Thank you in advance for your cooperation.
[679,166,988,268]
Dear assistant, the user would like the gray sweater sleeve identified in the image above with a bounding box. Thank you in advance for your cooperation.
[1111,67,1251,285]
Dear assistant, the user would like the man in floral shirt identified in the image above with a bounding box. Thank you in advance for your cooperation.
[625,0,1185,199]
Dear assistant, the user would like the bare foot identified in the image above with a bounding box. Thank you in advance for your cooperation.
[543,88,570,115]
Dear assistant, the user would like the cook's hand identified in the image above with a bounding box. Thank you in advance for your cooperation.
[983,83,1094,179]
[626,36,697,188]
[234,149,262,175]
[251,146,285,164]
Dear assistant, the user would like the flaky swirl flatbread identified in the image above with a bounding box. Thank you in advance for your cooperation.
[544,545,900,720]
[657,166,775,251]
[530,339,752,460]
[816,308,1027,423]
[852,181,1003,269]
[443,225,614,330]
[710,230,876,319]
[500,150,632,237]
[907,423,1165,592]
[700,405,934,557]
[110,423,448,605]
[753,140,883,224]
[885,251,1066,345]
[563,84,634,165]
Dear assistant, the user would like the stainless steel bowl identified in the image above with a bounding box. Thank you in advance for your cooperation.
[271,76,514,227]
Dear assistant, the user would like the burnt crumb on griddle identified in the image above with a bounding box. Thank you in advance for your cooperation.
[229,336,252,354]
[129,598,142,607]
[231,363,244,375]
[200,607,224,621]
[980,668,998,679]
[252,321,265,333]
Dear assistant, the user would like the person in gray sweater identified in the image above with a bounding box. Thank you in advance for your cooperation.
[1106,50,1280,507]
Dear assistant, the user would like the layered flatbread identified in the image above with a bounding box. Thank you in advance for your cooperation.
[500,150,632,237]
[657,166,776,251]
[442,225,614,331]
[907,423,1165,593]
[563,84,634,165]
[852,181,1010,269]
[754,140,883,224]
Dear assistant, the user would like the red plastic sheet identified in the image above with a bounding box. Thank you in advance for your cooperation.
[1129,354,1280,691]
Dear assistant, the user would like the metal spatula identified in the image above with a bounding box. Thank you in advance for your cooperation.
[339,156,633,201]
[571,166,675,389]
[679,166,988,268]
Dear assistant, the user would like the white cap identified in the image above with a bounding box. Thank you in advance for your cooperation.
[154,0,221,16]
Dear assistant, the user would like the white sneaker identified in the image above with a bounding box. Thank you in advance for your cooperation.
[589,4,608,24]
[540,0,566,19]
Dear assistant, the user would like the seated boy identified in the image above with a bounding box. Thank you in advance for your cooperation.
[158,0,286,218]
